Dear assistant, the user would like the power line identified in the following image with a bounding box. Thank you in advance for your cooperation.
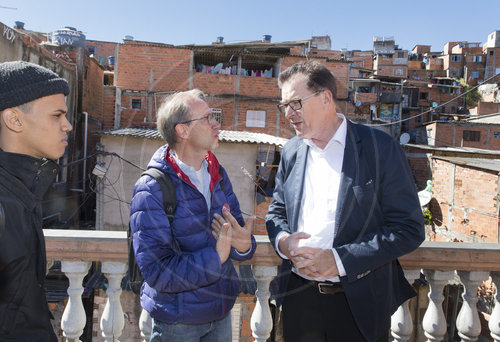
[366,72,500,127]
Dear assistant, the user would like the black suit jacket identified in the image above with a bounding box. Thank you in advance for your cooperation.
[266,120,425,341]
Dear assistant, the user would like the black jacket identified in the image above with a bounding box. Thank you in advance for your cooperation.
[0,149,58,342]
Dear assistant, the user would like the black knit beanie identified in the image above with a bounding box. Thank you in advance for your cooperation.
[0,61,70,112]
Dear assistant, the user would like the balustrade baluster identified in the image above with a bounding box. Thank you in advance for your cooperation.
[489,272,500,342]
[391,269,421,341]
[100,262,127,341]
[139,308,152,342]
[455,271,489,342]
[250,265,277,342]
[61,261,91,342]
[422,270,454,342]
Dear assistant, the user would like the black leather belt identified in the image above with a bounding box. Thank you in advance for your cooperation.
[311,281,344,295]
[292,272,344,295]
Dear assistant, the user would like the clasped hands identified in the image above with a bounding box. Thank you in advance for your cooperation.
[278,232,339,279]
[211,204,254,263]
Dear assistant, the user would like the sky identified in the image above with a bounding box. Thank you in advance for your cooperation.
[0,0,499,52]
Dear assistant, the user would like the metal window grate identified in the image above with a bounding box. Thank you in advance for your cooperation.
[211,108,222,124]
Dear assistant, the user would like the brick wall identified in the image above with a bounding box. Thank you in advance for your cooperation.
[239,76,279,98]
[102,86,116,129]
[116,43,191,91]
[430,158,499,242]
[82,56,104,120]
[431,122,500,150]
[477,101,500,114]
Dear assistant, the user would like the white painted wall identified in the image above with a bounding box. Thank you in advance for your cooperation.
[99,135,257,231]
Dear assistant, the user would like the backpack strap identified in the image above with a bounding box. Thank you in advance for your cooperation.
[142,168,176,226]
[141,168,182,255]
[218,167,226,193]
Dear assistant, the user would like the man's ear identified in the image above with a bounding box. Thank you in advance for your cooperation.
[1,108,24,133]
[175,123,190,140]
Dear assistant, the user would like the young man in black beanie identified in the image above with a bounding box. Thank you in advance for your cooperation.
[0,61,72,342]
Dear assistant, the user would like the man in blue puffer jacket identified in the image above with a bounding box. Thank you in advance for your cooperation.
[130,89,256,342]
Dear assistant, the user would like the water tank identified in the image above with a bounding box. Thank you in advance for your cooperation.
[52,27,86,47]
[14,21,25,29]
[124,35,134,41]
[262,34,272,42]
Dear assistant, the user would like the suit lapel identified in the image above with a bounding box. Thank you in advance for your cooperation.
[290,142,308,233]
[334,122,361,239]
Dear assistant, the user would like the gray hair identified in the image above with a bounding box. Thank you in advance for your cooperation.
[157,89,205,148]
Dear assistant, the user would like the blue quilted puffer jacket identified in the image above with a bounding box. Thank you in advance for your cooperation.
[129,145,256,324]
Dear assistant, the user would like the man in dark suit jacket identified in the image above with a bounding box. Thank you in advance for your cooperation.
[266,60,425,342]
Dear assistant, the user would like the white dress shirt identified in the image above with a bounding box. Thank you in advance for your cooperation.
[276,114,347,282]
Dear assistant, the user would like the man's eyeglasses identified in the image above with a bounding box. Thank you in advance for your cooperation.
[178,112,217,125]
[277,90,324,114]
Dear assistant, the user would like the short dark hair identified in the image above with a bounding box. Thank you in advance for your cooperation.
[278,60,337,100]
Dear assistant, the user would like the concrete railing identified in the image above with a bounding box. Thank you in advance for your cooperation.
[45,230,500,342]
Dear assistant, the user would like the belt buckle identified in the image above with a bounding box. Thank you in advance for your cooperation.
[318,282,330,294]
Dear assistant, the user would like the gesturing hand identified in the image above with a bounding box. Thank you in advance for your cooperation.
[212,204,254,253]
[215,222,232,263]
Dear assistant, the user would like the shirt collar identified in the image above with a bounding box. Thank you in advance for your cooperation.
[304,113,347,152]
[170,150,208,175]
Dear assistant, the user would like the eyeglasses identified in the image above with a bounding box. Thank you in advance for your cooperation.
[277,90,324,114]
[178,112,217,125]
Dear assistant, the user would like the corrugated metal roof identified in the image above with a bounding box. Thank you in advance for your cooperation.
[405,143,500,156]
[95,128,288,147]
[432,156,500,172]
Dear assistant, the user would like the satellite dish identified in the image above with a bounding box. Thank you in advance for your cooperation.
[213,63,223,73]
[399,132,410,144]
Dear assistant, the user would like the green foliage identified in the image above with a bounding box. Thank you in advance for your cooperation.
[456,78,481,108]
[423,208,432,225]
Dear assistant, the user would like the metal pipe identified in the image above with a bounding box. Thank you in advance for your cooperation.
[82,112,88,193]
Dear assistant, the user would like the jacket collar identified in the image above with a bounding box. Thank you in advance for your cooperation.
[0,149,59,206]
[164,146,222,192]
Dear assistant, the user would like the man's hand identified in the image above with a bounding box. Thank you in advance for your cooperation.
[277,232,310,261]
[215,222,232,263]
[212,204,253,253]
[292,247,339,279]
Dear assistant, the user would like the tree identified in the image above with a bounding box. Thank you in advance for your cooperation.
[456,78,481,108]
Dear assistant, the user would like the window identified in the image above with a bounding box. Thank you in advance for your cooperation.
[473,56,482,62]
[131,98,142,110]
[420,92,428,100]
[471,71,479,79]
[397,52,405,58]
[246,110,266,128]
[87,46,97,55]
[491,51,494,56]
[451,55,462,62]
[463,130,480,142]
[211,108,222,124]
[395,69,403,76]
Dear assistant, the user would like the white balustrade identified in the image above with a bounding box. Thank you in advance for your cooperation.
[61,261,91,342]
[250,265,277,342]
[489,272,500,342]
[101,262,127,342]
[455,271,489,342]
[391,269,421,342]
[139,309,152,342]
[422,270,455,342]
